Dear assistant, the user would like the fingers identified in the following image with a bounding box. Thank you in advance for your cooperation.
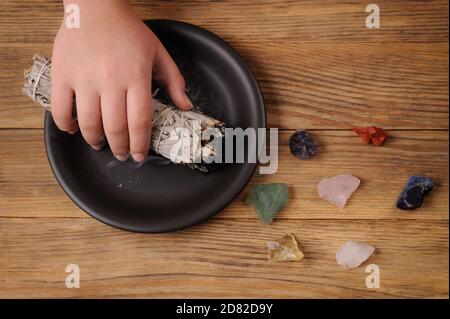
[101,89,130,161]
[51,77,78,134]
[154,44,192,110]
[127,75,152,162]
[75,89,104,150]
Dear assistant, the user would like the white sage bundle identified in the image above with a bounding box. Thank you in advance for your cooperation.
[23,55,225,173]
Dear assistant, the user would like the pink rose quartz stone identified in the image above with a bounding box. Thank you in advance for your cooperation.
[336,240,375,269]
[317,174,360,208]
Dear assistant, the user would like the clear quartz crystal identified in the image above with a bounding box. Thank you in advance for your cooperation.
[336,240,375,269]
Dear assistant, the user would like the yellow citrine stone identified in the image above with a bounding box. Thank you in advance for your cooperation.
[267,234,304,261]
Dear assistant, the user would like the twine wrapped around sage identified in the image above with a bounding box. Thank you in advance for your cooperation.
[23,55,225,173]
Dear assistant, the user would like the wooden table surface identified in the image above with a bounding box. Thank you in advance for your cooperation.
[0,0,448,298]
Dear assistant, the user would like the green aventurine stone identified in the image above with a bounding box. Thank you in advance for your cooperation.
[245,183,289,224]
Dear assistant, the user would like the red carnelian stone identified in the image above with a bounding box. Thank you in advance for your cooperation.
[352,126,388,146]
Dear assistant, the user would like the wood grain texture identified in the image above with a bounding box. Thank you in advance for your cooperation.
[0,0,448,299]
[1,130,448,220]
[0,0,448,44]
[0,218,447,298]
[1,42,448,129]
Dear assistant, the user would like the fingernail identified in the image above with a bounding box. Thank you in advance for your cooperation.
[68,122,79,134]
[91,143,104,151]
[114,153,129,161]
[184,93,193,108]
[91,137,106,150]
[132,152,146,162]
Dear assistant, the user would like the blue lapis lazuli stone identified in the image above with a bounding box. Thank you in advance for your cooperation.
[396,176,434,210]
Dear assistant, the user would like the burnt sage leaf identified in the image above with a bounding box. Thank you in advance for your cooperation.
[245,183,289,224]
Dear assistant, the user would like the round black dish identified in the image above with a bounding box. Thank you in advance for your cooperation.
[45,20,266,233]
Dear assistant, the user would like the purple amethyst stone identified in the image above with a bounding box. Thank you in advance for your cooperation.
[289,130,319,160]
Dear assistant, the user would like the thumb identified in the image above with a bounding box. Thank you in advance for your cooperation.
[153,43,193,110]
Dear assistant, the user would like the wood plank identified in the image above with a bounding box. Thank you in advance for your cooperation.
[243,42,448,129]
[0,42,448,129]
[1,130,447,220]
[0,1,448,44]
[0,217,447,298]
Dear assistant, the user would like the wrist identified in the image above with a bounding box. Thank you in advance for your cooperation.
[63,0,131,8]
[62,0,133,16]
[61,0,135,28]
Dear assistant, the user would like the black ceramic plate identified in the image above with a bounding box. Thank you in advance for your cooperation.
[45,20,265,233]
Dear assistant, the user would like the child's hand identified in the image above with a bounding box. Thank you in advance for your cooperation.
[51,0,192,162]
